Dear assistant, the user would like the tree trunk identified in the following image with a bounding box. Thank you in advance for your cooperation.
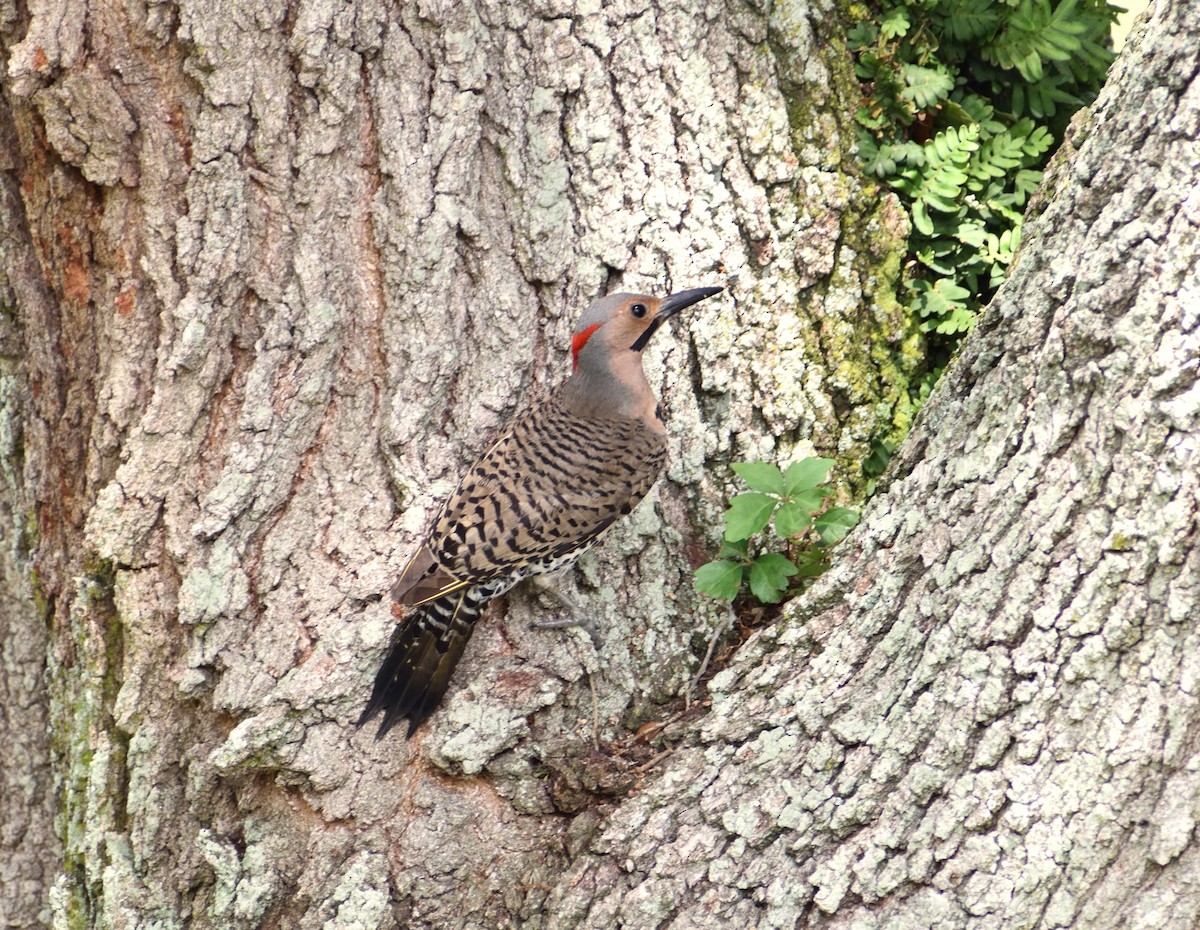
[0,0,907,926]
[544,1,1200,926]
[3,0,1194,928]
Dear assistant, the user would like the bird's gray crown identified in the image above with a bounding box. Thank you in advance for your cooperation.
[574,292,644,333]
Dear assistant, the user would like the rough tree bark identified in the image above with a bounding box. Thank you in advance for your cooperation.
[1,0,1194,930]
[0,0,906,927]
[543,1,1200,926]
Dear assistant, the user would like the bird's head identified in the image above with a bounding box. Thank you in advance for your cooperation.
[570,287,723,375]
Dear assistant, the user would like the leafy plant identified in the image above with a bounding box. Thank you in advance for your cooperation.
[695,459,860,604]
[849,0,1119,386]
[862,436,896,495]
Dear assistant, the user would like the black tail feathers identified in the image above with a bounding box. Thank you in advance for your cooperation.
[357,588,486,739]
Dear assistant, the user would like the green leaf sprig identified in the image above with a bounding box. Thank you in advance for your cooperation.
[695,459,860,604]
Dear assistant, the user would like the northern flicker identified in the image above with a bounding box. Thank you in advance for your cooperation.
[358,286,723,738]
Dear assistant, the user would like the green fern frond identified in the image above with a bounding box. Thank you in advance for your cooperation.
[1010,72,1080,118]
[900,63,956,110]
[881,6,912,38]
[983,0,1089,81]
[849,0,1118,414]
[933,0,1002,42]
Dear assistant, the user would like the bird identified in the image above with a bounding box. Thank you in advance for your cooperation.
[358,285,724,738]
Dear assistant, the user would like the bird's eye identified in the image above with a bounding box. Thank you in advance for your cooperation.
[630,303,648,318]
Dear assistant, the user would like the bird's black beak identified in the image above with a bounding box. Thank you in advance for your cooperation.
[630,286,723,352]
[657,286,724,320]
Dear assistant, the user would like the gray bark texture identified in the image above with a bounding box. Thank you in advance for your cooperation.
[544,2,1200,927]
[0,0,905,926]
[0,0,1194,928]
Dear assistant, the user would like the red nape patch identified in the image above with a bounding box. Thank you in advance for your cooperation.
[571,323,603,372]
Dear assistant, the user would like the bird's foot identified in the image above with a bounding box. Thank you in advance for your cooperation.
[530,613,603,650]
[528,579,601,648]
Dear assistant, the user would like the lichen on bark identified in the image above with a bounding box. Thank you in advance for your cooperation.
[544,1,1200,925]
[2,0,1119,924]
